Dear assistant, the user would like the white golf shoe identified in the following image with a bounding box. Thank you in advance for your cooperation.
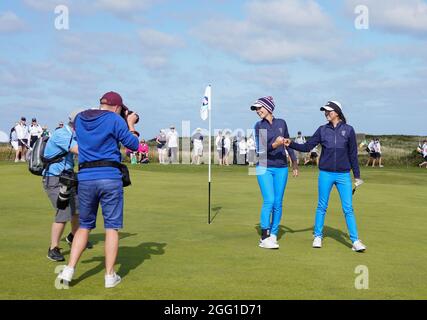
[105,273,122,288]
[259,237,279,249]
[352,240,367,252]
[269,234,278,244]
[312,236,322,248]
[57,265,74,283]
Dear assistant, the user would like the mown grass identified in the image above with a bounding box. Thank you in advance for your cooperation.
[0,162,426,299]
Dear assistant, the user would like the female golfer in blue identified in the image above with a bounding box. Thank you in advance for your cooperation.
[251,96,298,249]
[285,101,366,252]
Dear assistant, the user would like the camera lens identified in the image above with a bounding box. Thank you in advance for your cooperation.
[57,185,71,210]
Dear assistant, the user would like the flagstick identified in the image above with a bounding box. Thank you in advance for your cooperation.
[208,85,212,224]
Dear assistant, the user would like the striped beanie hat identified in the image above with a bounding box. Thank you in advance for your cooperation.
[250,96,275,114]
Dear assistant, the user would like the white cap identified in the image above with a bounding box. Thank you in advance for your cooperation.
[320,100,343,112]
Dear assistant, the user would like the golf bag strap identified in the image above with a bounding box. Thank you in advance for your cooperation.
[79,160,122,170]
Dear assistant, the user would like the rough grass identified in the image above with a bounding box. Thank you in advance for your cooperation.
[0,162,426,299]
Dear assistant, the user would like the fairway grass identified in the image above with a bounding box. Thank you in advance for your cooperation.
[0,163,426,300]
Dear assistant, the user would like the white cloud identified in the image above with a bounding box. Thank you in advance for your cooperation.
[24,0,156,17]
[94,0,155,13]
[345,0,427,36]
[0,12,27,33]
[193,0,340,64]
[139,29,185,69]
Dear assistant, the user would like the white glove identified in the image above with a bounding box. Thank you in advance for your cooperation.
[354,179,364,188]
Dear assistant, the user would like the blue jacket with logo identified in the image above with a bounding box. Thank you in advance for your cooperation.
[75,109,139,181]
[289,122,360,178]
[255,118,296,168]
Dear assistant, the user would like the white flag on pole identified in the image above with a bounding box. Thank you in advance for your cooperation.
[201,85,211,121]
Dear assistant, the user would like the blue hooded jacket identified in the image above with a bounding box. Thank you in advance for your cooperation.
[289,122,360,178]
[75,109,139,181]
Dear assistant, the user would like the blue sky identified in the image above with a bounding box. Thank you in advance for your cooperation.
[0,0,426,140]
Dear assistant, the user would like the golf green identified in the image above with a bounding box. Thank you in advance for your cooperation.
[0,163,426,299]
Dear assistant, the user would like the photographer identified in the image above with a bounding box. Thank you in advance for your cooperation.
[58,91,139,288]
[43,111,92,262]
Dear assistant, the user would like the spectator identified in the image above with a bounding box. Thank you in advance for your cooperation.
[191,128,204,165]
[365,138,375,167]
[41,125,51,138]
[29,118,43,148]
[9,124,20,161]
[56,122,64,130]
[14,117,29,162]
[215,131,223,165]
[246,134,256,166]
[305,145,320,166]
[232,134,239,165]
[223,131,231,166]
[137,139,149,164]
[43,110,92,262]
[237,136,247,165]
[419,139,427,168]
[167,125,179,164]
[372,138,384,168]
[156,129,167,164]
[294,131,307,165]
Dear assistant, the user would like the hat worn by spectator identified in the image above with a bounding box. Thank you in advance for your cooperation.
[68,109,84,124]
[320,101,343,113]
[250,96,276,114]
[21,116,26,121]
[100,91,127,110]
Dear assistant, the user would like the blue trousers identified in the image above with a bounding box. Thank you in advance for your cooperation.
[256,166,288,236]
[315,170,359,243]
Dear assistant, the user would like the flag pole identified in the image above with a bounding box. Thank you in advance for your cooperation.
[208,85,212,224]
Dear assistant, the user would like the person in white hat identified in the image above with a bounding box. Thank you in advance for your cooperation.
[285,101,367,252]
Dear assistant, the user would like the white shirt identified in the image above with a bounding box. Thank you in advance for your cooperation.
[167,130,179,148]
[373,141,381,153]
[246,137,256,151]
[311,146,319,154]
[215,135,223,150]
[368,141,375,152]
[29,124,43,137]
[238,140,247,155]
[422,143,427,157]
[295,135,306,144]
[14,123,29,140]
[223,136,231,150]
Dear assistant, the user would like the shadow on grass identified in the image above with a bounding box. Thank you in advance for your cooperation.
[73,242,167,285]
[62,232,137,256]
[323,226,352,248]
[254,224,313,240]
[254,224,353,248]
[210,206,222,223]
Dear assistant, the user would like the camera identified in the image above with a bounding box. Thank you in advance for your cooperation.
[56,170,78,210]
[120,106,139,125]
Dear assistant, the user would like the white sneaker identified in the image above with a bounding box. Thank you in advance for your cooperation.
[312,236,322,248]
[57,265,74,282]
[105,273,121,288]
[259,237,279,249]
[14,159,19,163]
[20,159,26,162]
[352,240,367,252]
[269,234,278,244]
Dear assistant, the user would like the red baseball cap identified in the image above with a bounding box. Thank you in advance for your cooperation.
[100,91,127,110]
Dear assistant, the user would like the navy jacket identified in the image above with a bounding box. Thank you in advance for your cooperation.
[289,122,360,178]
[255,118,296,168]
